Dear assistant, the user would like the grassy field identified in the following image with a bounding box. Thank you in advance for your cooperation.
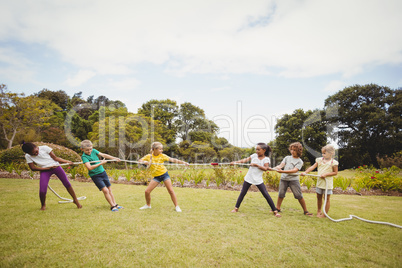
[1,178,401,267]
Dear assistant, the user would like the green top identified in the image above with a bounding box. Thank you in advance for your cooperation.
[81,148,105,177]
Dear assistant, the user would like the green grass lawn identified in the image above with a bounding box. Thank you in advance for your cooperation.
[1,178,401,267]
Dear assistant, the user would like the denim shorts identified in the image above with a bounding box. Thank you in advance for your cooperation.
[91,171,111,190]
[153,172,171,183]
[316,187,333,195]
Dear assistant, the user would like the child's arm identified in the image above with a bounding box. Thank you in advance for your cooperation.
[27,162,57,171]
[276,167,299,174]
[98,152,120,162]
[321,165,338,178]
[169,158,189,166]
[49,151,73,165]
[84,160,107,171]
[230,156,251,165]
[301,162,318,176]
[268,161,285,171]
[250,162,269,171]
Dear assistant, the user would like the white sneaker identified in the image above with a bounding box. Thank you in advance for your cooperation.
[175,206,182,212]
[140,204,151,210]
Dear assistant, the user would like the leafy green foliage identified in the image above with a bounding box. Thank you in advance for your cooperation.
[325,84,401,168]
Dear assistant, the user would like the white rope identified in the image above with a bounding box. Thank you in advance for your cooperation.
[47,185,86,204]
[321,178,402,229]
[271,169,402,228]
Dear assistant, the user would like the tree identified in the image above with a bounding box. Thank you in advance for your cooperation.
[138,99,179,146]
[176,102,218,142]
[0,85,58,148]
[325,84,401,168]
[272,108,328,166]
[35,89,69,110]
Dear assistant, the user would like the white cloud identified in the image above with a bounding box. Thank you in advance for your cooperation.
[65,70,96,87]
[0,0,401,78]
[210,86,231,92]
[0,46,36,83]
[323,80,347,92]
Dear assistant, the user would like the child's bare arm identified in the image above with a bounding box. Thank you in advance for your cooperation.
[251,162,269,171]
[169,158,189,166]
[84,160,107,171]
[301,162,318,175]
[28,162,57,171]
[49,151,73,165]
[230,157,251,165]
[321,165,338,178]
[98,152,120,161]
[276,167,299,174]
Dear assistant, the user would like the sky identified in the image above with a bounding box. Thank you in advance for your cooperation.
[1,0,401,148]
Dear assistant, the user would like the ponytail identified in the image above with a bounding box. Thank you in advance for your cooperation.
[21,140,36,154]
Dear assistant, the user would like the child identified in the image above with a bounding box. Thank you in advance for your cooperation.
[301,145,338,218]
[230,143,281,217]
[269,142,313,216]
[22,142,82,210]
[138,142,189,212]
[80,140,122,212]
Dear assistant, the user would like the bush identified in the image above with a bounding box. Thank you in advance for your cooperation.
[377,152,402,169]
[353,165,402,192]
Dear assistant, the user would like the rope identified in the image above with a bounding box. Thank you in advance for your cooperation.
[271,170,402,228]
[321,178,402,229]
[47,185,86,204]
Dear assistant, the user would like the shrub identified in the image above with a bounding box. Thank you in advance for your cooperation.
[263,172,280,190]
[334,176,352,191]
[377,152,402,168]
[353,165,402,192]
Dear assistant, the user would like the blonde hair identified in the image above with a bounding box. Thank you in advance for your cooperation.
[322,144,335,156]
[289,142,303,157]
[81,140,93,149]
[150,142,163,154]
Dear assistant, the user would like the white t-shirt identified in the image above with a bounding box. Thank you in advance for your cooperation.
[244,153,270,185]
[25,145,59,168]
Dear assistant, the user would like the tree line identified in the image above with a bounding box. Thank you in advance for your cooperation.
[0,83,400,169]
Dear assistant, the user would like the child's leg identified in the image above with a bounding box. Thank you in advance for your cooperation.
[276,180,288,211]
[145,180,159,206]
[163,179,178,207]
[54,167,82,209]
[233,181,252,211]
[256,183,278,212]
[39,170,52,210]
[316,193,323,216]
[101,187,117,207]
[107,186,117,206]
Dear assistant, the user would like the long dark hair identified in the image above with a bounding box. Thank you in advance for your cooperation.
[21,141,36,154]
[257,142,272,157]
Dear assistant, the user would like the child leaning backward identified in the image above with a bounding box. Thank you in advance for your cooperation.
[22,141,82,211]
[268,142,313,216]
[81,140,123,212]
[301,145,338,218]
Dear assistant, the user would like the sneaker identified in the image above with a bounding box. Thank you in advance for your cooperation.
[175,206,182,212]
[140,204,151,210]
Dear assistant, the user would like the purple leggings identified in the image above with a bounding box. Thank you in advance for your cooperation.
[39,166,71,195]
[235,181,277,211]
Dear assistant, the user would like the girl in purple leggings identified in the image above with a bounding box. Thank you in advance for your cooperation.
[22,142,82,210]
